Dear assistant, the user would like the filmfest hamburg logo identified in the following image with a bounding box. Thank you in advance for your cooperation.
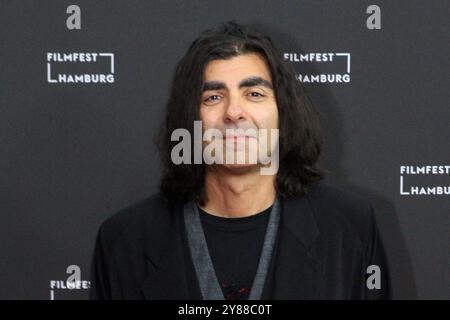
[46,52,115,84]
[400,165,450,196]
[49,265,90,300]
[283,52,351,83]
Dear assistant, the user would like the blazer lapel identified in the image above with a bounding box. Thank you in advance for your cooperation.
[138,193,323,300]
[140,203,190,300]
[271,195,322,299]
[141,244,190,299]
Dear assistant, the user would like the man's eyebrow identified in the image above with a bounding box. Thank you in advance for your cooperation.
[239,76,273,90]
[201,76,273,92]
[201,81,226,92]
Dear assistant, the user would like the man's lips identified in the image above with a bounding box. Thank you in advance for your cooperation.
[223,135,257,143]
[224,135,248,139]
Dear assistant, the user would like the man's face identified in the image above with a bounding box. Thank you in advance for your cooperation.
[200,53,279,169]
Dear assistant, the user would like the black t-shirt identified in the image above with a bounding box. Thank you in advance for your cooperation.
[197,205,271,300]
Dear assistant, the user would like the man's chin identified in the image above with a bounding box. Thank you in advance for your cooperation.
[216,163,260,174]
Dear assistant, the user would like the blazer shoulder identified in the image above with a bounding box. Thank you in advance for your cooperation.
[96,193,172,247]
[309,181,373,213]
[306,181,376,241]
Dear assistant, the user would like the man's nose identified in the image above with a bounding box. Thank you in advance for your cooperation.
[223,94,246,123]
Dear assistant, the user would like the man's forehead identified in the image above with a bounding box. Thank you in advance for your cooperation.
[201,76,273,92]
[203,54,272,82]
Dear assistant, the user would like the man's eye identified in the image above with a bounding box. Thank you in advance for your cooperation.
[204,95,221,102]
[248,92,265,98]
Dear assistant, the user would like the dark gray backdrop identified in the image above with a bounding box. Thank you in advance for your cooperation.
[1,0,448,299]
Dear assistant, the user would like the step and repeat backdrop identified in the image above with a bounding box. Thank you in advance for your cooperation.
[1,1,448,299]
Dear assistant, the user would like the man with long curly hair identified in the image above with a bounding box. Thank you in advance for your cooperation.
[90,21,390,300]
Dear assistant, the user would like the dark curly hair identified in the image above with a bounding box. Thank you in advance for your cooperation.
[155,21,326,205]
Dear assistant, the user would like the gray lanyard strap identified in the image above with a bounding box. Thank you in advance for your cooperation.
[183,197,281,300]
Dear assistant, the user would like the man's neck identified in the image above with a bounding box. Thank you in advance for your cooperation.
[201,166,276,218]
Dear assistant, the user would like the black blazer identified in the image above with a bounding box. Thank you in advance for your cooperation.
[89,181,390,299]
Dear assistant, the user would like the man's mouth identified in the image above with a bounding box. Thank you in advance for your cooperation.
[224,135,247,139]
[223,135,256,143]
